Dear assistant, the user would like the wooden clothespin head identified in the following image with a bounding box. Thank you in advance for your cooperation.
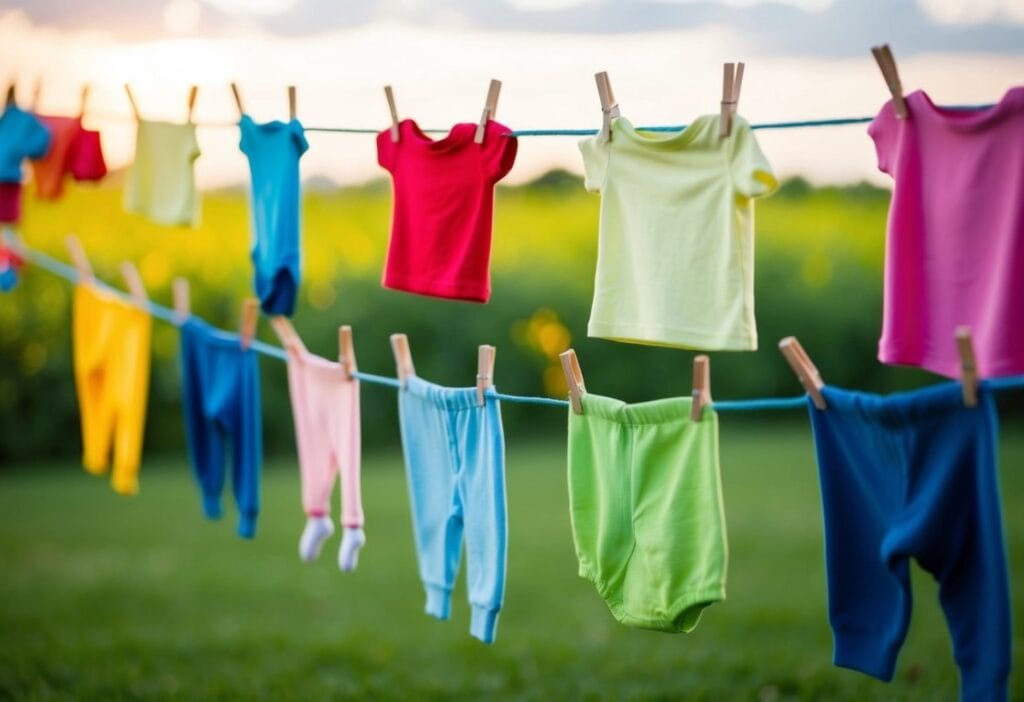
[871,44,907,119]
[691,354,712,421]
[120,261,147,308]
[186,85,198,123]
[594,71,620,144]
[124,83,140,121]
[778,336,826,410]
[230,82,244,118]
[559,348,586,415]
[287,85,296,121]
[384,85,400,142]
[4,81,14,108]
[719,62,745,138]
[239,298,259,350]
[270,315,302,353]
[476,345,496,406]
[79,84,90,119]
[339,325,357,382]
[955,326,978,408]
[390,333,415,386]
[474,78,502,144]
[65,234,94,284]
[172,277,190,323]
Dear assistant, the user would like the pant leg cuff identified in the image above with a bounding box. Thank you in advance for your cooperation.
[237,512,258,539]
[112,475,139,496]
[202,495,223,520]
[470,605,500,644]
[961,674,1009,702]
[833,629,897,681]
[424,585,451,620]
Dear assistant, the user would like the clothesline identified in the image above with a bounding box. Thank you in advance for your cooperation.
[87,104,997,138]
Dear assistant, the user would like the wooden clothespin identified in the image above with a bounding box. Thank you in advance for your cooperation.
[239,298,259,350]
[474,79,502,144]
[186,85,198,123]
[120,261,147,308]
[871,44,907,119]
[390,333,415,386]
[691,355,712,421]
[594,71,620,144]
[339,325,357,382]
[287,85,296,121]
[559,348,586,415]
[65,234,94,284]
[230,82,244,118]
[719,62,745,138]
[124,83,141,121]
[4,81,14,108]
[172,277,190,323]
[384,85,400,142]
[270,315,303,353]
[476,345,496,406]
[778,336,826,410]
[955,326,978,408]
[79,84,90,119]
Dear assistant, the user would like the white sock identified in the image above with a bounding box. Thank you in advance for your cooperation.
[338,527,366,572]
[298,516,335,562]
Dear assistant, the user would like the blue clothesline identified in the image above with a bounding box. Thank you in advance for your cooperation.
[13,241,1024,411]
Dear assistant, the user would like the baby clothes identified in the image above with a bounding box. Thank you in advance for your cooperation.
[0,244,22,292]
[30,115,107,198]
[124,119,200,226]
[283,344,365,570]
[179,317,262,538]
[239,114,309,316]
[869,88,1024,378]
[0,182,20,224]
[579,115,776,350]
[567,393,727,632]
[72,284,153,496]
[806,383,1009,702]
[377,119,518,303]
[0,105,52,183]
[397,375,507,643]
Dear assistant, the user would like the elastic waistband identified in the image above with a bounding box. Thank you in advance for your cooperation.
[183,317,252,355]
[290,347,351,379]
[822,382,990,424]
[580,393,711,425]
[403,375,496,411]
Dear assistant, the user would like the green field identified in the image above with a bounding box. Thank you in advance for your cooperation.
[2,424,1022,700]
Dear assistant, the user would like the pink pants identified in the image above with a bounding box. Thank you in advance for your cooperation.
[285,347,363,528]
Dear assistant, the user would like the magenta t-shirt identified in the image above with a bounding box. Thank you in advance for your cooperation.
[869,87,1024,379]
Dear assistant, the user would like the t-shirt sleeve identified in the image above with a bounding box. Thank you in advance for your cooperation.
[482,125,517,183]
[578,136,608,193]
[728,119,777,199]
[24,114,52,160]
[376,129,396,173]
[867,102,897,175]
[292,123,309,157]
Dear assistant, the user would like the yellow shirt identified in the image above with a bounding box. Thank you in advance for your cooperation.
[579,114,777,350]
[124,119,200,226]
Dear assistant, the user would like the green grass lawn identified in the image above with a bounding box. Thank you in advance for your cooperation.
[1,422,1021,700]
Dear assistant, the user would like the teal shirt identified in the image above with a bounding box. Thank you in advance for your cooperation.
[0,106,52,182]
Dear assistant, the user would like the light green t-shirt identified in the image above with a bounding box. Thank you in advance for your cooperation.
[124,119,200,227]
[579,114,777,350]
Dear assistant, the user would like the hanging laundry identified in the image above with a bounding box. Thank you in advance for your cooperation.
[805,383,1009,702]
[179,317,262,538]
[283,343,364,570]
[30,115,106,199]
[72,284,153,495]
[238,114,308,316]
[377,119,517,303]
[567,393,727,632]
[0,242,24,291]
[397,375,507,643]
[0,105,52,224]
[869,88,1024,378]
[579,114,776,350]
[124,119,200,226]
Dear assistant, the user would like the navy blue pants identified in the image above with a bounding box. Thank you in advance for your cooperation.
[179,318,263,538]
[807,383,1009,702]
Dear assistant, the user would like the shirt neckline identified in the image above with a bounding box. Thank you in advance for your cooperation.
[612,115,712,150]
[910,87,1023,132]
[402,119,473,152]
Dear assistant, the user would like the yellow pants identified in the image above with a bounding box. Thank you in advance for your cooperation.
[72,285,152,495]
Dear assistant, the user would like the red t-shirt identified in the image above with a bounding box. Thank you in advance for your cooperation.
[377,119,517,303]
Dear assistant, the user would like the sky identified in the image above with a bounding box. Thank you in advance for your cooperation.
[1,0,1023,188]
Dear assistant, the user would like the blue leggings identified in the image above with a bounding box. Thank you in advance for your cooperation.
[179,318,263,539]
[397,376,507,644]
[807,383,1009,702]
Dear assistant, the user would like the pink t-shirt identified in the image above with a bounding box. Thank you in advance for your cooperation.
[377,119,517,303]
[869,87,1024,379]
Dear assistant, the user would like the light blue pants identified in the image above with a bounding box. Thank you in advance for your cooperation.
[397,376,507,644]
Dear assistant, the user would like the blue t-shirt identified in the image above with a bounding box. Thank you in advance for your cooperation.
[239,114,309,316]
[0,106,52,182]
